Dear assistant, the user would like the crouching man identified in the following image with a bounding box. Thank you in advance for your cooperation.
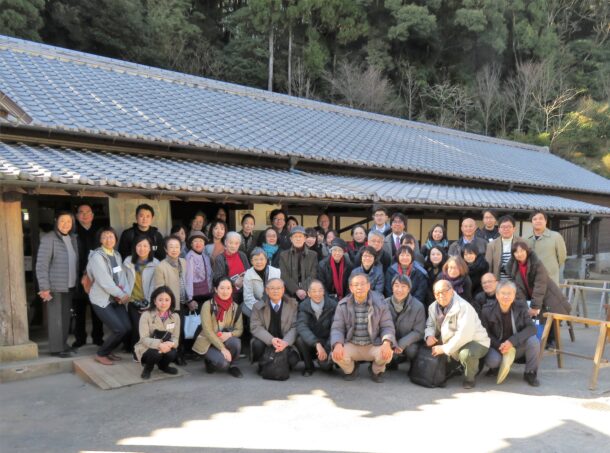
[425,280,490,389]
[330,273,396,383]
[481,280,540,386]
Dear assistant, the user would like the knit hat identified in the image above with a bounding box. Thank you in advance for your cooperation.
[187,230,208,246]
[330,238,348,252]
[290,226,307,237]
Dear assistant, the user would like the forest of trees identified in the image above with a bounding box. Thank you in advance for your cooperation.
[1,1,609,176]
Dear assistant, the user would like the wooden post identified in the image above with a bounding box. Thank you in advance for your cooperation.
[577,218,584,258]
[0,193,38,362]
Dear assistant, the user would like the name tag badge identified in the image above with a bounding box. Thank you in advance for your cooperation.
[166,323,175,331]
[152,245,158,251]
[112,266,122,274]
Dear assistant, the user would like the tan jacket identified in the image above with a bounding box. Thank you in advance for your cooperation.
[192,299,244,355]
[153,258,187,310]
[134,310,180,362]
[250,295,298,346]
[485,235,522,279]
[527,229,567,284]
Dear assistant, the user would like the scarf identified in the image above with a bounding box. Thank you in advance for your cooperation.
[310,298,325,320]
[158,311,170,322]
[262,242,279,260]
[348,240,366,252]
[518,262,531,298]
[398,263,412,277]
[425,238,448,250]
[213,294,233,322]
[435,299,454,327]
[391,295,407,314]
[330,258,345,298]
[441,271,466,294]
[224,251,245,278]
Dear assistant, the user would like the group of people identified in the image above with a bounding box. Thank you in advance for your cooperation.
[35,203,570,387]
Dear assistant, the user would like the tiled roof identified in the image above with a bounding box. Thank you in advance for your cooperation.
[1,36,609,196]
[1,142,608,215]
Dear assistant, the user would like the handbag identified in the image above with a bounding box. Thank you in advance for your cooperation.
[259,346,290,381]
[408,345,447,388]
[183,311,201,340]
[152,329,171,342]
[81,273,93,294]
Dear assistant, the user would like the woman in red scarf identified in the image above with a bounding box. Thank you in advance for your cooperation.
[213,232,250,303]
[192,277,243,377]
[318,238,353,300]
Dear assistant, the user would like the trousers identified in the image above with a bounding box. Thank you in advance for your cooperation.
[92,302,131,357]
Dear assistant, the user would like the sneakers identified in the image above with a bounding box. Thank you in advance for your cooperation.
[497,347,516,385]
[524,371,540,387]
[228,367,243,378]
[160,366,179,375]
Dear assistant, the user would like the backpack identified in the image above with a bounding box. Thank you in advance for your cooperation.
[408,346,447,388]
[259,346,290,381]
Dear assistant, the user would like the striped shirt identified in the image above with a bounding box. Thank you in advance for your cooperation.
[352,302,371,346]
[500,238,512,280]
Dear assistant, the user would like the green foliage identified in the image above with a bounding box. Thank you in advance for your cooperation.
[0,0,44,41]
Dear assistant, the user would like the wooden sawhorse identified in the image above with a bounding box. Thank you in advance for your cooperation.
[539,312,609,390]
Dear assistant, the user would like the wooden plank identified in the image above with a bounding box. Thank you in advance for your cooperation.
[590,324,608,391]
[73,355,187,390]
[554,318,563,368]
[542,312,610,327]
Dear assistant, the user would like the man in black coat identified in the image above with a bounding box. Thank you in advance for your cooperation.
[118,203,165,260]
[72,203,104,347]
[472,272,498,316]
[295,280,338,376]
[480,281,540,387]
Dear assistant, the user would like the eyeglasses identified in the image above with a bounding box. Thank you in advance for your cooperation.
[434,288,451,296]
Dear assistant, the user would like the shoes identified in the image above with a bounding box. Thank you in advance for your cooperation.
[176,356,187,366]
[94,355,114,366]
[108,353,122,361]
[302,369,314,377]
[386,361,399,371]
[228,367,243,378]
[204,360,215,374]
[72,340,85,348]
[497,347,516,384]
[343,365,359,381]
[51,351,72,358]
[160,366,179,375]
[368,364,384,383]
[462,379,475,389]
[141,364,153,380]
[524,371,540,387]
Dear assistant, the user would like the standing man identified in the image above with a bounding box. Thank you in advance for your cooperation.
[527,211,567,284]
[371,207,391,236]
[486,215,522,281]
[365,230,392,272]
[476,210,500,243]
[331,273,396,383]
[118,203,165,260]
[72,203,104,347]
[279,226,318,302]
[425,280,490,389]
[383,213,408,259]
[448,218,488,257]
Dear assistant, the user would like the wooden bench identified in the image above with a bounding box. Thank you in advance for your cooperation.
[539,312,609,390]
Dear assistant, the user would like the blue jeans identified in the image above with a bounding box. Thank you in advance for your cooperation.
[92,302,131,357]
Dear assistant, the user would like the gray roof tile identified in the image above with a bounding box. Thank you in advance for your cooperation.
[1,36,609,195]
[0,142,608,215]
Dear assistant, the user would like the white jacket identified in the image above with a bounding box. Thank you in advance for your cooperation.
[122,256,159,304]
[242,265,281,313]
[425,292,490,359]
[86,248,129,308]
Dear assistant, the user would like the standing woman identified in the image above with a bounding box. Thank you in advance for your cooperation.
[425,246,447,308]
[170,225,188,258]
[286,216,299,233]
[421,224,449,259]
[305,227,324,261]
[347,225,367,263]
[213,232,250,302]
[154,235,190,365]
[134,286,180,379]
[185,230,213,306]
[86,227,131,365]
[205,220,227,261]
[260,227,281,267]
[384,245,428,301]
[193,277,244,377]
[461,243,489,298]
[321,229,338,258]
[437,256,473,302]
[238,214,258,256]
[189,211,206,235]
[123,236,159,355]
[36,211,79,358]
[350,245,385,294]
[506,241,571,344]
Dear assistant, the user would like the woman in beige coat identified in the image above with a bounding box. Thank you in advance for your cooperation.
[134,286,181,380]
[193,277,244,378]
